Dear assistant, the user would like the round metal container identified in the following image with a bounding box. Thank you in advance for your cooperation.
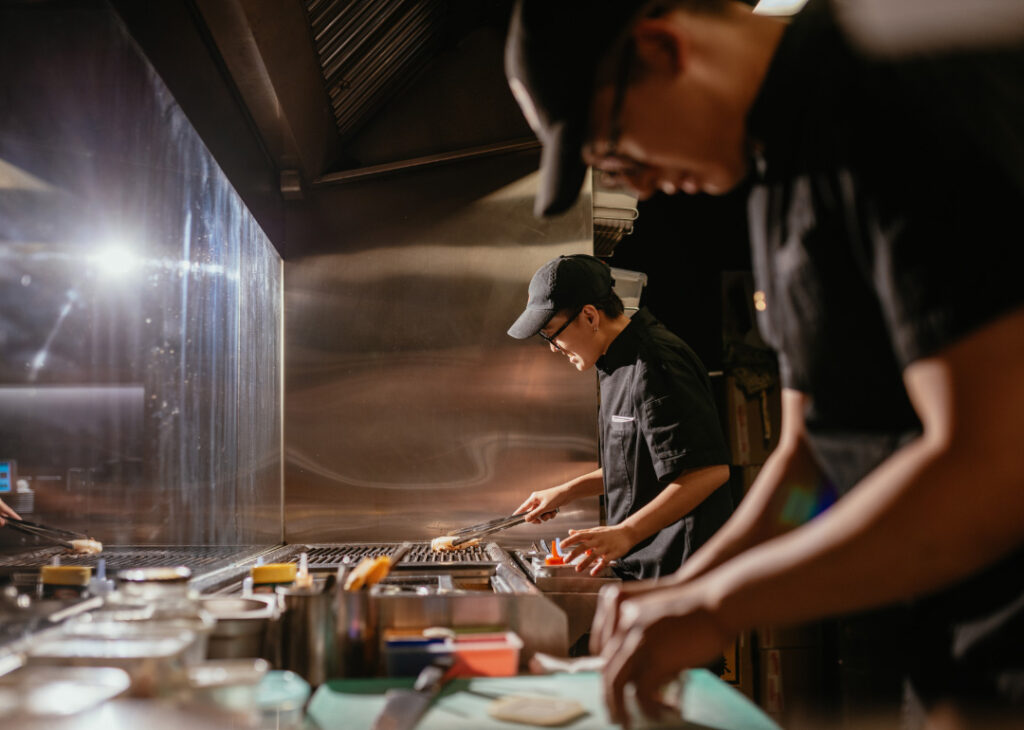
[199,595,277,660]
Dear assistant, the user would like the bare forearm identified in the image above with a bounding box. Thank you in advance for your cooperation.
[564,467,606,500]
[679,432,823,581]
[707,309,1024,633]
[620,464,729,545]
[709,429,1024,635]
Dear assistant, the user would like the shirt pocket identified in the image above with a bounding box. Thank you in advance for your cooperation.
[605,415,637,517]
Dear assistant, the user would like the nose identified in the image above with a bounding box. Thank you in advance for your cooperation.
[549,342,559,353]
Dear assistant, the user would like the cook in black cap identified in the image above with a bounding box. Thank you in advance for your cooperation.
[509,253,732,590]
[505,0,770,217]
[507,2,1024,728]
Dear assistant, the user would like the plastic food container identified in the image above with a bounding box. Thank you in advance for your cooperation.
[449,632,523,677]
[251,563,297,594]
[384,630,523,678]
[40,565,92,599]
[257,669,310,730]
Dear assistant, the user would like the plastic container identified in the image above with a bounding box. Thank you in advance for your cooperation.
[384,630,522,678]
[383,630,451,677]
[251,563,297,594]
[449,632,523,677]
[610,266,648,311]
[257,669,310,730]
[40,565,91,599]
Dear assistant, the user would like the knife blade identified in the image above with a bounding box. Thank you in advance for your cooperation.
[370,657,453,730]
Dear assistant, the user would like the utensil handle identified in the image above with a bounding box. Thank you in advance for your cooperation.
[3,519,74,549]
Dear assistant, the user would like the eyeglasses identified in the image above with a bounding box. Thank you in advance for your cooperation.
[538,307,583,352]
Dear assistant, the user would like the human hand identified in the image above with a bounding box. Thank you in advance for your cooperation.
[0,497,20,527]
[600,587,732,728]
[589,578,670,655]
[560,525,634,576]
[514,485,570,523]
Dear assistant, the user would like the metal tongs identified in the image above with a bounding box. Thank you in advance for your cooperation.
[2,516,88,550]
[448,508,558,547]
[343,541,413,591]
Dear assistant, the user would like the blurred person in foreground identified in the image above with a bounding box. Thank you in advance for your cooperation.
[505,0,1024,727]
[508,254,732,582]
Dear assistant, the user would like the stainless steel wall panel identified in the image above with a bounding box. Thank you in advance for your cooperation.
[285,152,599,543]
[0,1,282,547]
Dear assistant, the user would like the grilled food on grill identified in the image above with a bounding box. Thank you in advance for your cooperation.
[70,538,103,555]
[430,535,479,552]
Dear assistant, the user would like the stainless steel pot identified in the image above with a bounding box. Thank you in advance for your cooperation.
[276,577,338,686]
[199,594,277,660]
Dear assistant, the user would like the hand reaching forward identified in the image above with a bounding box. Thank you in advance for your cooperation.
[599,585,733,728]
[560,525,634,576]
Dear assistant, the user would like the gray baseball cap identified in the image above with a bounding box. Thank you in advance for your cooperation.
[508,254,615,339]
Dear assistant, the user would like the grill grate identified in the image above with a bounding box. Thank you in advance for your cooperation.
[0,545,261,574]
[292,542,493,569]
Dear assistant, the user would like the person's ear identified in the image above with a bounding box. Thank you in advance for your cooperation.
[581,304,601,332]
[632,16,688,77]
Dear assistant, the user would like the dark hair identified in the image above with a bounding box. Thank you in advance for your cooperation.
[590,289,626,318]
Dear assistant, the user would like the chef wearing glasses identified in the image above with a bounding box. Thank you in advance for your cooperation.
[509,254,733,580]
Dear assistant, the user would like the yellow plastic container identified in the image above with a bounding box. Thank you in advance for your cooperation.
[251,563,297,593]
[40,565,92,599]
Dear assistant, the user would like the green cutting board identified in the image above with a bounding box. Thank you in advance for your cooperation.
[307,670,781,729]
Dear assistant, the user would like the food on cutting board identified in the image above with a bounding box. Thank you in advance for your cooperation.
[430,535,479,552]
[487,695,587,727]
[70,538,103,555]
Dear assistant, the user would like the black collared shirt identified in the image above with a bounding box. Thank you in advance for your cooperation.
[746,0,1024,708]
[596,308,732,580]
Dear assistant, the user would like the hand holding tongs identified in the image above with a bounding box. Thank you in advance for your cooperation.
[449,508,558,547]
[2,516,88,550]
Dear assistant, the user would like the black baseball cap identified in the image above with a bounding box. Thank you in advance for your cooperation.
[505,0,647,217]
[508,254,616,339]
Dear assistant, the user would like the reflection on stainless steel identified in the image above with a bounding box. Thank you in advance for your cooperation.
[28,622,199,698]
[0,666,131,719]
[0,3,281,547]
[286,157,599,544]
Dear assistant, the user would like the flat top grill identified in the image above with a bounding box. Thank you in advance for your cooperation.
[287,542,495,569]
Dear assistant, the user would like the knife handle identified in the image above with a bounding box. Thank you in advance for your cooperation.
[415,655,455,692]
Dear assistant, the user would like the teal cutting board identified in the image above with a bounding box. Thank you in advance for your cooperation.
[306,670,780,729]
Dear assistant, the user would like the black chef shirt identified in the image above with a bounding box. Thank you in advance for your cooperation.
[596,308,732,581]
[746,0,1024,711]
